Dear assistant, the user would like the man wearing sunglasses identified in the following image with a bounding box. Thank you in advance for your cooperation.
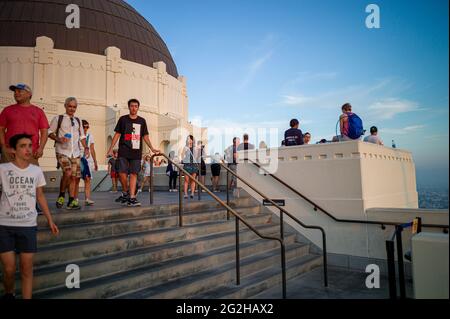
[48,97,89,210]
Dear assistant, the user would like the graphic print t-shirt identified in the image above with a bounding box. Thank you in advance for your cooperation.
[0,163,46,227]
[114,115,149,160]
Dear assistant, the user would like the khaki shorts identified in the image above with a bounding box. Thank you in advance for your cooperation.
[56,153,81,178]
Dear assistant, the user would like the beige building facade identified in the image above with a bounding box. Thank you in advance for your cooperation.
[0,37,206,171]
[0,0,207,172]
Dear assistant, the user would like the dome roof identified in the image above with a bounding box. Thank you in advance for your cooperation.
[0,0,178,78]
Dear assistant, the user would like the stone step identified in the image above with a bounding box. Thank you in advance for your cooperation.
[33,234,300,299]
[39,196,257,227]
[37,205,262,245]
[114,242,312,299]
[194,254,323,299]
[33,213,275,267]
[31,223,282,292]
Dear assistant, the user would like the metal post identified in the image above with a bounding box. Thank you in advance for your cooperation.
[386,240,397,299]
[280,209,284,241]
[150,160,154,205]
[197,164,201,201]
[395,226,406,299]
[280,242,287,299]
[178,172,183,227]
[226,170,230,220]
[322,232,328,287]
[235,216,240,285]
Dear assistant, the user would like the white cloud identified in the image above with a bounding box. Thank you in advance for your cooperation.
[383,125,425,135]
[281,94,313,105]
[239,50,274,89]
[237,33,280,90]
[367,99,423,120]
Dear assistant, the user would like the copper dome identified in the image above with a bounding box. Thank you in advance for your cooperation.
[0,0,178,78]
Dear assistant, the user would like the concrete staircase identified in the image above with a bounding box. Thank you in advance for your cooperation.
[1,193,322,299]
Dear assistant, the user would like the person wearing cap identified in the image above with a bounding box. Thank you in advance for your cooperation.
[0,84,49,165]
[363,126,384,145]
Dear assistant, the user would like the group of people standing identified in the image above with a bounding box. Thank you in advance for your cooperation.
[283,103,384,146]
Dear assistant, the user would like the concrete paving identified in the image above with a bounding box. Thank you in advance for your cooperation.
[252,266,414,299]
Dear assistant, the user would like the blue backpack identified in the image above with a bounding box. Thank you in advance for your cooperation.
[346,112,364,139]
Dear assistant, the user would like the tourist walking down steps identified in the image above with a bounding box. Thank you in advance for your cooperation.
[106,99,160,207]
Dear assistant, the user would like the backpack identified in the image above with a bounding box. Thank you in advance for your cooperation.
[346,112,364,139]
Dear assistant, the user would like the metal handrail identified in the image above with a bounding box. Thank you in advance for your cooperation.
[219,162,328,288]
[246,158,449,230]
[92,172,110,192]
[149,153,288,298]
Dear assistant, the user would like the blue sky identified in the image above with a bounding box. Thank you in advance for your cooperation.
[127,0,449,188]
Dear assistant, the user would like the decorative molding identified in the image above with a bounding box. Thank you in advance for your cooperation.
[34,36,54,65]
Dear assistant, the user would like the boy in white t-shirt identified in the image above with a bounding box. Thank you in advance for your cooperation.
[0,134,59,299]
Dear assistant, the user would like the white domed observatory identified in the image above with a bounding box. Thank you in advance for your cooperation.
[0,0,207,171]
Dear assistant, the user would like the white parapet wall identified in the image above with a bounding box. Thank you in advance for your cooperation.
[237,141,448,262]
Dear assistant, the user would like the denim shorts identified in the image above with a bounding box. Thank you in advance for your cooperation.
[0,225,38,254]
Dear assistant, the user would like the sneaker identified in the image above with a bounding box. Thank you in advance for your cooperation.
[115,193,128,203]
[137,189,142,194]
[56,196,65,209]
[127,197,141,207]
[190,195,194,199]
[85,199,95,206]
[67,199,81,210]
[169,189,172,192]
[184,194,188,199]
[173,189,178,192]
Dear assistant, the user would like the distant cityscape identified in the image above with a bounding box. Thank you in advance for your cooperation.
[418,185,449,209]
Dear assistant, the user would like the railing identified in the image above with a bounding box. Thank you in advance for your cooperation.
[386,217,422,299]
[246,158,449,230]
[92,172,110,192]
[219,162,329,289]
[148,153,288,298]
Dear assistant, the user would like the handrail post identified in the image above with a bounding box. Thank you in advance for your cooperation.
[395,226,406,299]
[386,239,397,299]
[279,209,284,241]
[179,171,183,227]
[197,163,201,201]
[280,242,287,299]
[235,216,240,285]
[226,169,230,220]
[150,159,154,205]
[322,232,328,287]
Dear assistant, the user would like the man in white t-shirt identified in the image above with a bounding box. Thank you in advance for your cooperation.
[363,126,384,145]
[0,134,59,299]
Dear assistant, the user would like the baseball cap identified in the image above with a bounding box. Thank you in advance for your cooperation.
[9,83,32,94]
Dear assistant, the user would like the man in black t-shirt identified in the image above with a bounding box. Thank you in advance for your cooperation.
[284,118,304,146]
[107,99,160,207]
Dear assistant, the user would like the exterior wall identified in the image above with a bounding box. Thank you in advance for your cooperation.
[236,141,448,260]
[0,36,195,171]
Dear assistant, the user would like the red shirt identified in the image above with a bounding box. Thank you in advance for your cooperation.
[0,104,50,152]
